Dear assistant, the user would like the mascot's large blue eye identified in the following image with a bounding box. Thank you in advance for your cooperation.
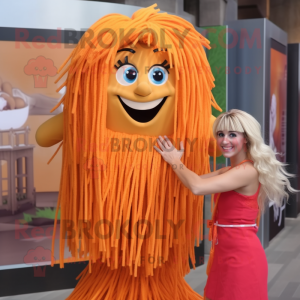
[116,65,138,86]
[148,66,168,86]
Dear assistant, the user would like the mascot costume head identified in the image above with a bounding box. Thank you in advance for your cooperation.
[36,4,221,300]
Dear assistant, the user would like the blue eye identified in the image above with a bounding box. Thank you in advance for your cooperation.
[116,65,138,86]
[148,66,168,86]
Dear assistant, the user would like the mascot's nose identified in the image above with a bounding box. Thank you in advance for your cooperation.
[134,82,152,97]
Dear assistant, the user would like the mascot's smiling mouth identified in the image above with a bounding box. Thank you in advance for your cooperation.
[117,95,167,123]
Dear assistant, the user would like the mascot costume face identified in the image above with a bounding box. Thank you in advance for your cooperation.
[36,4,221,299]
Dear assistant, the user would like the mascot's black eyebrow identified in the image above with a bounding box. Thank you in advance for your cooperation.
[117,48,136,54]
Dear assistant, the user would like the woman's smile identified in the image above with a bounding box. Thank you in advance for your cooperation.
[222,146,234,151]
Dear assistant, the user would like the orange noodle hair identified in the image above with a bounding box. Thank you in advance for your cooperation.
[50,3,221,280]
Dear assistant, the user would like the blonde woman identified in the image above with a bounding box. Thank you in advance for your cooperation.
[154,109,296,300]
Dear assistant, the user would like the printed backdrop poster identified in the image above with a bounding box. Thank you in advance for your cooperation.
[269,41,287,163]
[199,26,227,169]
[269,39,287,241]
[0,28,77,268]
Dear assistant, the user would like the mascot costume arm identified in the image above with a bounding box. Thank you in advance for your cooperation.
[36,113,221,155]
[36,112,63,147]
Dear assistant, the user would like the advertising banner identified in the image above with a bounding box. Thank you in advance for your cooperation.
[286,43,300,218]
[200,26,227,169]
[0,28,79,270]
[269,39,287,241]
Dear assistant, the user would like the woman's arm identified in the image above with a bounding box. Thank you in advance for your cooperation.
[170,159,256,195]
[199,166,230,179]
[154,135,256,196]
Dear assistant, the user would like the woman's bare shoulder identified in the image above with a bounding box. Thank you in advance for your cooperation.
[219,166,231,174]
[230,162,258,180]
[232,163,259,194]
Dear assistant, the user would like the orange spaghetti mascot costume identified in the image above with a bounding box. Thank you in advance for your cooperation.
[36,4,221,299]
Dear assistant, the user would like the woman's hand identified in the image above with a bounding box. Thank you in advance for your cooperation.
[154,135,184,165]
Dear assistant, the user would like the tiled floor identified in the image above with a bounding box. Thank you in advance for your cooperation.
[0,217,299,300]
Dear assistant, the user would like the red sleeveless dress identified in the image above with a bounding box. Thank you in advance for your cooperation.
[204,184,268,300]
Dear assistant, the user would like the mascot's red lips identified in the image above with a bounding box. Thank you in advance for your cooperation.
[117,95,167,123]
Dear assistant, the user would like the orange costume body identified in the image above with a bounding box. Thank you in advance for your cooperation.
[36,5,222,300]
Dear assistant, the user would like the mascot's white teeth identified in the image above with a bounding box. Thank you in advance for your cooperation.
[119,96,164,110]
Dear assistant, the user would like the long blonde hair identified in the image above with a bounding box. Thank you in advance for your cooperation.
[213,109,297,213]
